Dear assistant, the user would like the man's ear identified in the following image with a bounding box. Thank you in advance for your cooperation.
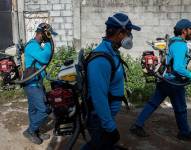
[117,32,125,40]
[182,29,187,35]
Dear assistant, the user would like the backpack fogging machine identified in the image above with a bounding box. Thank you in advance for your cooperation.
[141,34,191,86]
[45,49,90,150]
[0,40,25,89]
[0,37,55,89]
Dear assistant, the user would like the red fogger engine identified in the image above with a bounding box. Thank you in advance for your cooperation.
[141,51,159,75]
[46,82,77,136]
[0,57,16,73]
[0,57,18,85]
[47,88,75,110]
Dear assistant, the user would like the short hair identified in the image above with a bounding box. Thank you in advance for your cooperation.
[105,27,126,37]
[173,28,182,36]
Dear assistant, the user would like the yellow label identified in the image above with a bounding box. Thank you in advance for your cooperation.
[154,42,166,50]
[59,74,76,81]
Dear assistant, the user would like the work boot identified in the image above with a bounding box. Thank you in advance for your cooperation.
[177,132,191,141]
[23,129,43,145]
[129,124,149,137]
[37,131,50,140]
[114,144,128,150]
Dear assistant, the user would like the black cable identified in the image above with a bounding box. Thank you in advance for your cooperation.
[154,72,191,86]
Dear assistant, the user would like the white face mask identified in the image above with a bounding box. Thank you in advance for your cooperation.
[121,34,133,49]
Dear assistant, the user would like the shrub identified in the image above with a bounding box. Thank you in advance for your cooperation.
[2,44,191,104]
[47,48,155,105]
[123,55,155,105]
[35,47,157,105]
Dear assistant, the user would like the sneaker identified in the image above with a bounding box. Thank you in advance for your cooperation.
[129,124,149,137]
[23,129,43,145]
[177,132,191,141]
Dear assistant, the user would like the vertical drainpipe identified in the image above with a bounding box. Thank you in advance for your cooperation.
[16,0,21,40]
[180,0,183,18]
[80,0,82,48]
[17,0,26,43]
[12,0,20,44]
[73,0,82,50]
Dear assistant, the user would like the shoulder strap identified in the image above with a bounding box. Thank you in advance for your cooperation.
[85,52,131,110]
[85,52,116,81]
[167,38,188,77]
[117,55,129,82]
[86,51,129,82]
[167,38,186,65]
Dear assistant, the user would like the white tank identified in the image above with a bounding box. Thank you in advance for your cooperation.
[5,45,17,56]
[57,63,77,82]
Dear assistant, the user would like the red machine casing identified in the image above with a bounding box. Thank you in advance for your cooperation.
[0,58,16,73]
[47,88,74,108]
[141,51,158,73]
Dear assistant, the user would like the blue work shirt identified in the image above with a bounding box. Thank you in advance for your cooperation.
[164,36,191,80]
[87,38,124,132]
[24,39,52,85]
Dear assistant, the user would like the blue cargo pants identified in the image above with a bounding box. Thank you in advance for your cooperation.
[24,85,48,133]
[135,81,190,136]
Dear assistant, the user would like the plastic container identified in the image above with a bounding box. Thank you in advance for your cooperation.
[154,41,166,50]
[57,64,77,82]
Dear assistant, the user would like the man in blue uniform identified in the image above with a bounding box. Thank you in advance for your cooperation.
[130,19,191,141]
[81,13,141,150]
[23,23,57,144]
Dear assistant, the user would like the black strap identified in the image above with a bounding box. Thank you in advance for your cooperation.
[85,52,117,81]
[86,51,130,110]
[87,93,130,112]
[28,59,42,80]
[166,38,188,79]
[86,51,129,81]
[118,56,129,82]
[167,38,186,68]
[108,92,124,102]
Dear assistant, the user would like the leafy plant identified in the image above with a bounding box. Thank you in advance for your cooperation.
[2,44,191,104]
[123,54,155,105]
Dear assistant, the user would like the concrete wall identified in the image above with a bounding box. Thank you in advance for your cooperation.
[78,0,191,57]
[12,0,191,57]
[24,0,73,47]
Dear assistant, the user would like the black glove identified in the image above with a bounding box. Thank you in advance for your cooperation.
[100,128,120,149]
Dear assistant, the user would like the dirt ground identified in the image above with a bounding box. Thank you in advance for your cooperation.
[0,99,191,150]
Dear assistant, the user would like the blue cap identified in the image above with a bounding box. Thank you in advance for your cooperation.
[105,13,141,31]
[174,19,191,30]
